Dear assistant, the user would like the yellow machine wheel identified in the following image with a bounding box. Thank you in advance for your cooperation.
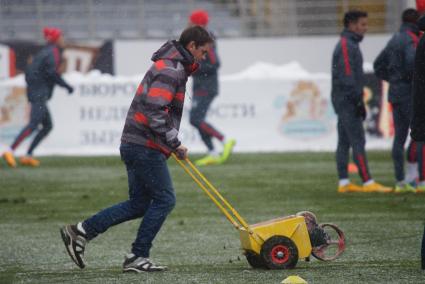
[245,250,267,269]
[260,236,299,269]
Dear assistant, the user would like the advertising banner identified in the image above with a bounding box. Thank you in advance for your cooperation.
[0,66,392,156]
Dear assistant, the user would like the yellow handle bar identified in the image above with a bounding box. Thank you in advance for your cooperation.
[172,154,263,243]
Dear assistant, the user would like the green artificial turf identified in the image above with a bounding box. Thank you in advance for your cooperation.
[0,152,424,283]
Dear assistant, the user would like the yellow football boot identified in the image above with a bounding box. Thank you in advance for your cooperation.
[363,182,392,193]
[19,156,40,167]
[194,155,221,166]
[337,183,363,193]
[3,151,17,168]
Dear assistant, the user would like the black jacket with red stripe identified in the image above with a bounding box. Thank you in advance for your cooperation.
[411,15,425,142]
[25,44,72,103]
[121,40,196,155]
[373,22,419,104]
[331,29,364,114]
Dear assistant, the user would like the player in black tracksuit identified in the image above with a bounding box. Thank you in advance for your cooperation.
[411,13,425,268]
[373,9,420,192]
[10,28,73,166]
[411,14,425,194]
[331,10,391,193]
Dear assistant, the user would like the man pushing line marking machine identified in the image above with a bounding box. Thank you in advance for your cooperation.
[172,154,345,269]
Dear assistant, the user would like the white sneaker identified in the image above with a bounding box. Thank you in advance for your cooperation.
[60,224,88,269]
[123,253,167,273]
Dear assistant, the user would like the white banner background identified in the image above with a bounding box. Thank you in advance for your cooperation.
[0,67,392,156]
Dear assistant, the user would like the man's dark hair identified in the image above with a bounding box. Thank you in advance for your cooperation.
[179,26,213,48]
[343,10,368,28]
[402,8,420,24]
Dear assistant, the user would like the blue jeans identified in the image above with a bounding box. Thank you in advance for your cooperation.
[83,143,176,257]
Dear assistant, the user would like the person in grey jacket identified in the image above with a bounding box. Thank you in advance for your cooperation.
[60,26,213,273]
[331,10,391,193]
[374,8,420,193]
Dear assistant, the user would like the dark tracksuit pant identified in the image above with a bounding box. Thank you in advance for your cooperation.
[417,141,425,182]
[336,107,371,182]
[11,101,53,155]
[391,101,416,182]
[189,90,223,151]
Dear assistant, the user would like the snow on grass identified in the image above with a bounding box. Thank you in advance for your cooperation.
[1,152,424,283]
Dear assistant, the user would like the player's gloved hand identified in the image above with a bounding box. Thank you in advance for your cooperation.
[175,145,188,160]
[356,101,366,121]
[66,85,74,94]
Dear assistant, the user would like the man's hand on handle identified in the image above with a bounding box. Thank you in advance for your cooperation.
[175,145,188,160]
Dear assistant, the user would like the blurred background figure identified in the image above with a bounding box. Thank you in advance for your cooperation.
[410,12,425,269]
[373,8,420,193]
[331,10,392,194]
[188,9,236,166]
[8,27,73,167]
[410,13,425,194]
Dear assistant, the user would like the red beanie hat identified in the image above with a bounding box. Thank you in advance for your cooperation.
[43,27,62,43]
[417,0,425,13]
[189,9,209,26]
